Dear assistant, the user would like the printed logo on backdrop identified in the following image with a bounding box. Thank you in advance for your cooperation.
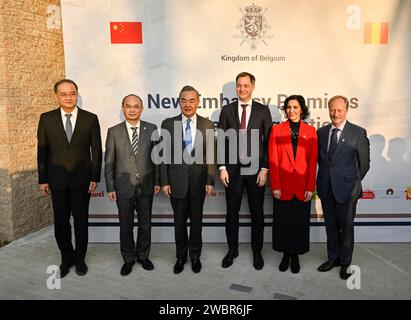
[222,3,284,63]
[360,189,375,200]
[406,187,411,200]
[233,3,272,50]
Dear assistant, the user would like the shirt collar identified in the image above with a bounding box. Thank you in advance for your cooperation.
[238,99,252,107]
[331,120,346,132]
[182,113,197,124]
[125,119,140,130]
[61,106,78,117]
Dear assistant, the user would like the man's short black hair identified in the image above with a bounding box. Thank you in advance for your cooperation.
[54,79,78,93]
[179,85,200,98]
[122,94,143,107]
[235,72,255,84]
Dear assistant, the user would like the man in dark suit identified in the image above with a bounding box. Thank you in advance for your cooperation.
[316,95,370,279]
[37,79,102,278]
[218,72,272,270]
[105,94,160,276]
[160,85,216,274]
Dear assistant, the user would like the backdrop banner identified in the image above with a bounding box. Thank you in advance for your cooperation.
[60,0,411,242]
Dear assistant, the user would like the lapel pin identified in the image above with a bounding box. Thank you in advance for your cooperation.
[342,138,345,142]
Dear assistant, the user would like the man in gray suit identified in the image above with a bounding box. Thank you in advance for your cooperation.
[160,85,216,274]
[316,95,370,280]
[105,94,160,276]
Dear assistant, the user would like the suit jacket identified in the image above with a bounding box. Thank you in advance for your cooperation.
[217,100,272,174]
[268,120,318,201]
[37,107,102,191]
[160,114,216,199]
[316,121,370,203]
[105,120,160,199]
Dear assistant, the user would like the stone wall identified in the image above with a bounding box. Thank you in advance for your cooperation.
[0,0,65,242]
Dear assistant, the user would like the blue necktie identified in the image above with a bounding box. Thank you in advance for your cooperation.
[65,114,72,142]
[328,128,339,161]
[184,118,192,154]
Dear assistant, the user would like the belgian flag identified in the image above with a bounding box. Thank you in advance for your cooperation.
[364,23,389,45]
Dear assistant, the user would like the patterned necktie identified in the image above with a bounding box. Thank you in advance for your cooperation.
[240,104,247,129]
[131,127,139,154]
[184,118,192,154]
[65,114,72,142]
[328,128,339,161]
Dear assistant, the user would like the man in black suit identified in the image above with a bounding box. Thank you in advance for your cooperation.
[37,79,102,278]
[316,95,370,279]
[160,85,216,274]
[105,94,160,276]
[218,72,272,270]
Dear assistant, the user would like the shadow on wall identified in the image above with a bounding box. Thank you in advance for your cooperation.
[0,168,53,243]
[363,134,411,189]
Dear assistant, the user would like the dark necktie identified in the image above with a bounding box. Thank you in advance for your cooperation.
[131,127,139,154]
[65,114,72,142]
[328,128,339,161]
[184,118,192,154]
[240,104,247,129]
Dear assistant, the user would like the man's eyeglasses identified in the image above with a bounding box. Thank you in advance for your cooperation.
[124,105,142,110]
[58,92,77,98]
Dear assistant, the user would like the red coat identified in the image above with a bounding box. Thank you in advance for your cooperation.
[268,121,318,201]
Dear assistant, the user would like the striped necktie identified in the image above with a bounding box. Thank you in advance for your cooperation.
[131,127,139,154]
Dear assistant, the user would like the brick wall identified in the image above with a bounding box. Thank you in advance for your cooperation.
[0,0,65,241]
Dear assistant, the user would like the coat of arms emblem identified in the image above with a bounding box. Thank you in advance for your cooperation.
[234,4,272,50]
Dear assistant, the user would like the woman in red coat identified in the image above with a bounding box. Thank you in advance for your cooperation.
[268,95,318,273]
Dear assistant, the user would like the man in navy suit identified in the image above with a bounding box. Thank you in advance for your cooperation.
[316,95,370,279]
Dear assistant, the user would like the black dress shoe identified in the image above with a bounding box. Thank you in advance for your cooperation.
[120,261,135,276]
[279,253,290,272]
[253,252,264,270]
[137,258,154,271]
[340,265,352,280]
[317,259,341,272]
[191,259,202,273]
[75,262,88,276]
[173,258,187,274]
[59,263,74,278]
[290,254,300,274]
[222,249,239,268]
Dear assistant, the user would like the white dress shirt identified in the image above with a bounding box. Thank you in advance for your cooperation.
[182,113,197,144]
[60,106,78,131]
[238,99,252,128]
[327,120,346,150]
[125,120,141,145]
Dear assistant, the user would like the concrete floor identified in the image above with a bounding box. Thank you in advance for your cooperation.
[0,225,410,300]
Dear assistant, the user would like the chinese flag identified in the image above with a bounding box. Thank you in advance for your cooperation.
[110,22,142,44]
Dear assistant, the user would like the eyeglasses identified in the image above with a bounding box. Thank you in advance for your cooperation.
[124,105,142,110]
[58,92,77,98]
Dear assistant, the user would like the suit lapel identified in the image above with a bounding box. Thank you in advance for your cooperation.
[247,102,257,131]
[193,115,205,153]
[232,103,241,129]
[334,121,351,157]
[135,120,148,159]
[121,121,134,155]
[55,108,69,144]
[321,124,331,159]
[69,107,83,144]
[282,121,296,168]
[295,122,309,167]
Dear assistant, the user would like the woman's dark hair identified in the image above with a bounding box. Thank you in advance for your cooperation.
[281,95,310,120]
